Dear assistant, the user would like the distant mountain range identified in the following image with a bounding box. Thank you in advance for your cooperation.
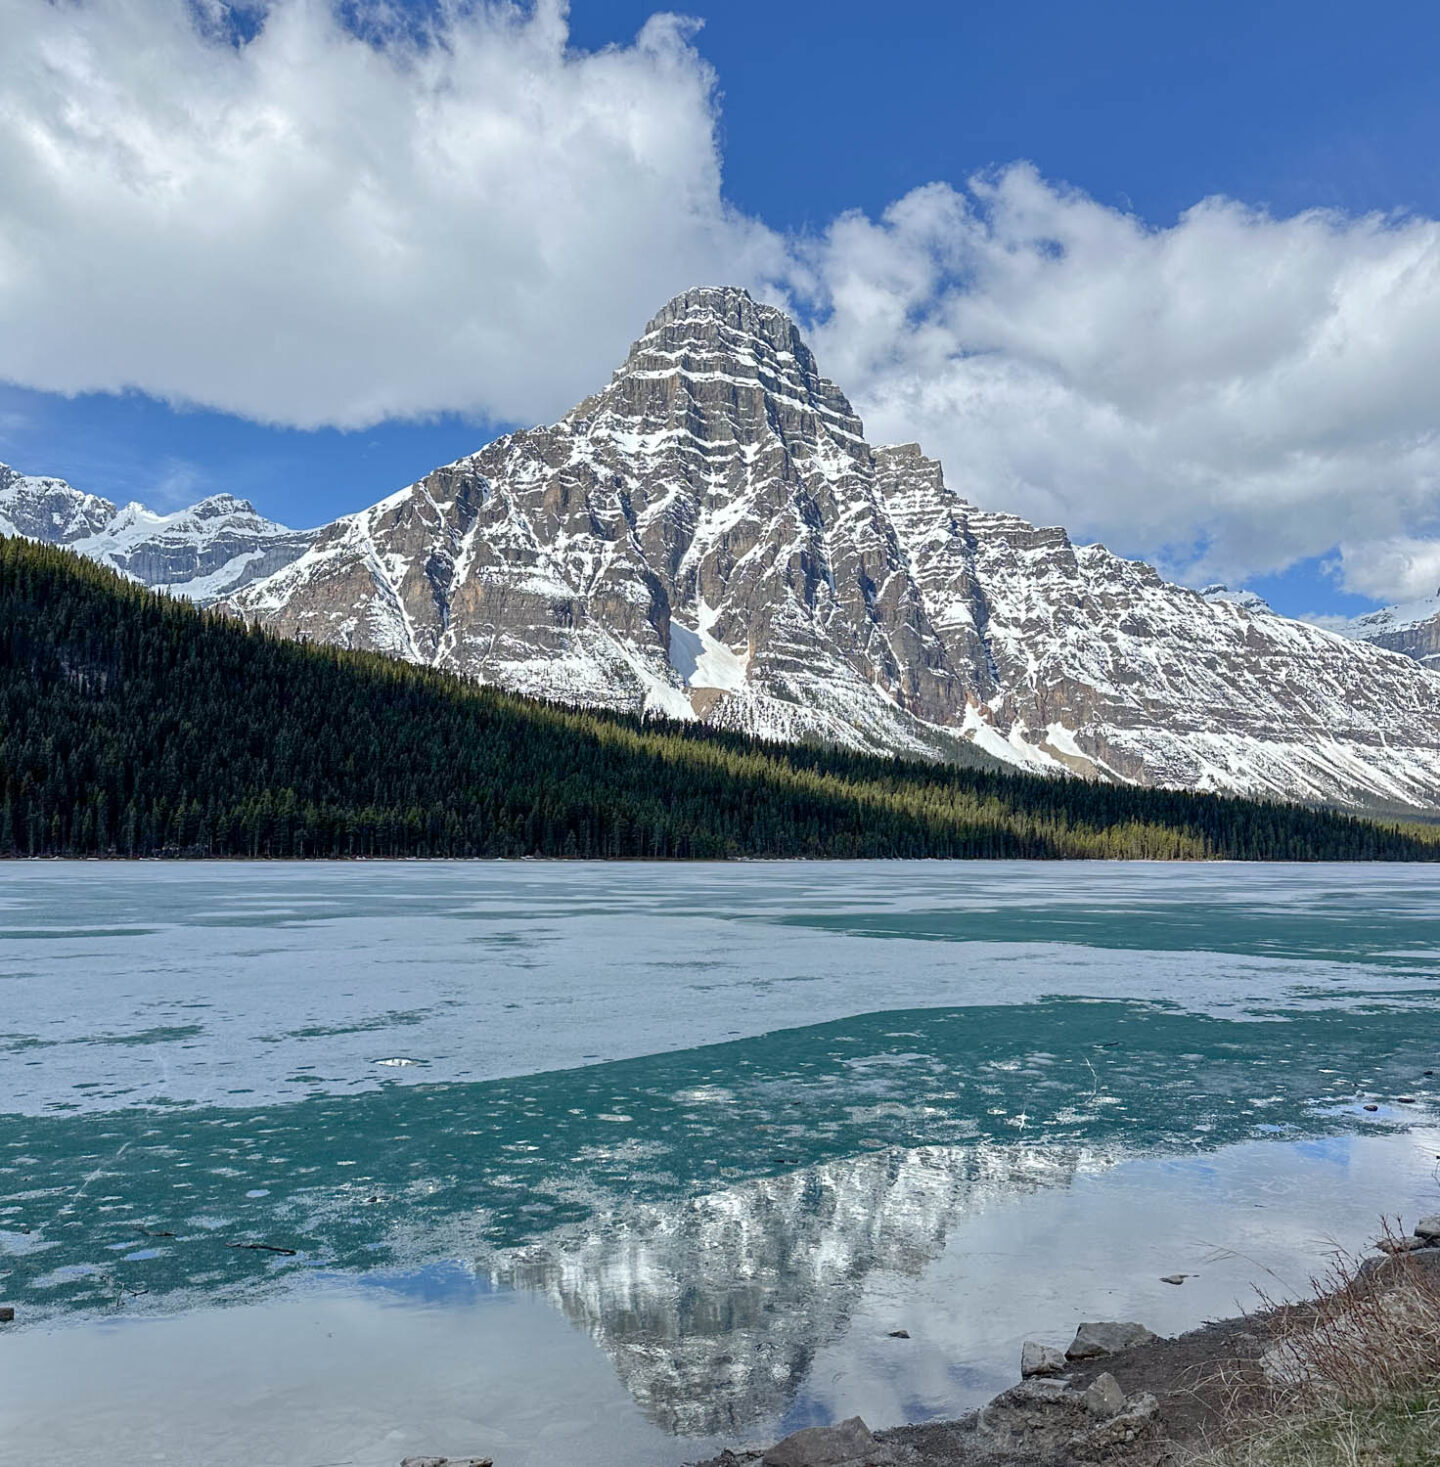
[0,463,311,600]
[1197,576,1440,673]
[5,286,1440,811]
[1341,593,1440,670]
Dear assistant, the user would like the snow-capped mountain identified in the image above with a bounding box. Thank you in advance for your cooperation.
[220,287,1440,809]
[0,463,313,600]
[1200,583,1274,615]
[1344,592,1440,671]
[9,289,1440,809]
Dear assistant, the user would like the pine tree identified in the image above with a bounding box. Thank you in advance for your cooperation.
[0,534,1435,864]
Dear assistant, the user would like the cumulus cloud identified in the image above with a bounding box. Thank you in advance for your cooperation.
[801,167,1440,599]
[6,2,1440,602]
[1331,536,1440,602]
[0,0,782,427]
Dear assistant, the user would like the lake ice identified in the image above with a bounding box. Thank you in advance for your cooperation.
[2,861,1439,1465]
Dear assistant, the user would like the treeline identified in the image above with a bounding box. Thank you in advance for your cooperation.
[0,536,1432,862]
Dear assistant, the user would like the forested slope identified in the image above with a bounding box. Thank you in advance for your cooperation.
[0,537,1432,861]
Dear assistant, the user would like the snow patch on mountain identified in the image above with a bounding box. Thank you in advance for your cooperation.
[1346,592,1440,637]
[668,601,750,699]
[1201,583,1274,614]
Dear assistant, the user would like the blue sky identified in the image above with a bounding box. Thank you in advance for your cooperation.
[5,0,1440,617]
[572,0,1440,231]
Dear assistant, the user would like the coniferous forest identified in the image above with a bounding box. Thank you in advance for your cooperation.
[0,535,1434,862]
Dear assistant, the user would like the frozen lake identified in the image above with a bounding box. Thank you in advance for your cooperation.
[3,861,1440,1465]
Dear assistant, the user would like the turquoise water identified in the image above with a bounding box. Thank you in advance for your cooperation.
[3,862,1440,1465]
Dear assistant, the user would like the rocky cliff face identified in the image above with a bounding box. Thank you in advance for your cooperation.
[1346,593,1440,671]
[9,288,1440,808]
[224,287,1440,809]
[228,287,999,765]
[0,464,314,600]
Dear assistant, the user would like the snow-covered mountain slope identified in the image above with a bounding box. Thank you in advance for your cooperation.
[1200,583,1274,614]
[220,287,1440,809]
[11,289,1440,810]
[1344,592,1440,671]
[0,464,314,601]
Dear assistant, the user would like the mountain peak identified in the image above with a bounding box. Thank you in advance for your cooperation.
[640,284,783,336]
[1200,583,1273,614]
[189,493,259,519]
[628,285,818,375]
[587,284,865,452]
[0,468,312,602]
[0,465,118,543]
[22,287,1440,813]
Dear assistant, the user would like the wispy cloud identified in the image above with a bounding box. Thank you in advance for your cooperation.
[146,458,209,511]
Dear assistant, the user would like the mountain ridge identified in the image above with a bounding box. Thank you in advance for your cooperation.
[226,285,1440,810]
[7,285,1440,810]
[0,462,314,601]
[1342,590,1440,670]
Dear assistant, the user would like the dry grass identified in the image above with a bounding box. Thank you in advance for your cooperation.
[1190,1229,1440,1467]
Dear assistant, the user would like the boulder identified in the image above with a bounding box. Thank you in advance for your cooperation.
[974,1383,1089,1455]
[1068,1393,1161,1461]
[1378,1236,1429,1255]
[762,1416,894,1467]
[1066,1321,1159,1360]
[1020,1340,1067,1378]
[1004,1379,1075,1403]
[1083,1372,1127,1419]
[1414,1215,1440,1241]
[400,1458,493,1466]
[0,1306,14,1323]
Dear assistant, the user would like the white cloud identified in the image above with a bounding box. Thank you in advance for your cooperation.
[0,0,782,428]
[801,167,1440,600]
[1331,536,1440,602]
[1294,611,1354,632]
[6,3,1440,602]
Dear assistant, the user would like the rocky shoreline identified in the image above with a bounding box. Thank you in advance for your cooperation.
[689,1216,1440,1467]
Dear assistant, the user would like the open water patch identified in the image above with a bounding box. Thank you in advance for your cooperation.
[3,997,1437,1321]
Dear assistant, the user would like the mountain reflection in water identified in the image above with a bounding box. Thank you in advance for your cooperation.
[492,1141,1095,1435]
[4,997,1438,1436]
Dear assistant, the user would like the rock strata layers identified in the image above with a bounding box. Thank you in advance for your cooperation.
[1346,592,1440,670]
[221,287,1440,808]
[10,287,1440,807]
